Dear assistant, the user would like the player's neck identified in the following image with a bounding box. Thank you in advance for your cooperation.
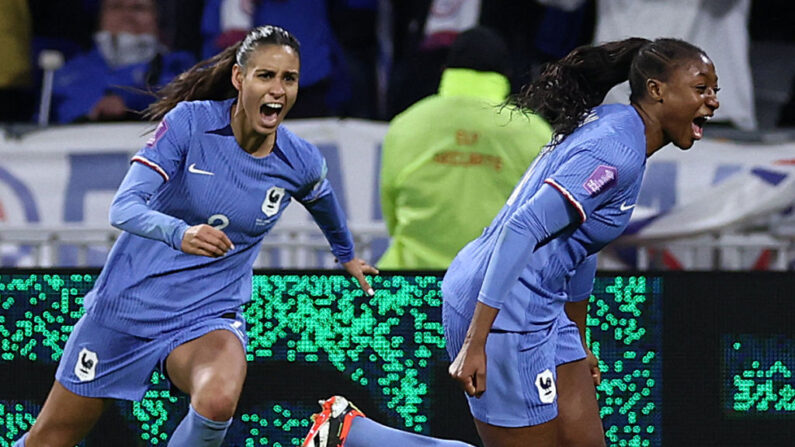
[631,102,665,157]
[230,103,276,157]
[238,132,275,158]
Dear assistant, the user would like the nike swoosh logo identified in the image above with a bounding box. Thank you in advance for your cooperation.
[188,163,214,176]
[620,201,636,212]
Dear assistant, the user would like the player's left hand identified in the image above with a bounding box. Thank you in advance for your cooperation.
[585,347,601,386]
[341,258,378,297]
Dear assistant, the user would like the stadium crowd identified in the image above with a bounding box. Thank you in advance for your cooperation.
[1,0,793,128]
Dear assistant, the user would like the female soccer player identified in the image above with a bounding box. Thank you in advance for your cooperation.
[15,25,378,447]
[304,37,718,447]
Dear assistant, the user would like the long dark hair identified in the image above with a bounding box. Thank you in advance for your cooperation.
[514,37,707,140]
[144,25,300,121]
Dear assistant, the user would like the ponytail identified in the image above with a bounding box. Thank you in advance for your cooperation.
[515,37,708,141]
[513,37,650,140]
[143,44,241,121]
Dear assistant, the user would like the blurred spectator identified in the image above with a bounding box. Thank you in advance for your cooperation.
[0,0,34,123]
[29,0,97,57]
[386,0,479,119]
[50,0,195,124]
[328,0,379,118]
[480,0,592,92]
[387,0,592,119]
[378,27,553,270]
[158,0,207,59]
[201,0,349,118]
[594,0,757,130]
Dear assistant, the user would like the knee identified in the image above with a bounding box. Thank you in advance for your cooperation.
[191,383,240,421]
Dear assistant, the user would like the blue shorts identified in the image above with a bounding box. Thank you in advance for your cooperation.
[443,303,585,427]
[55,312,248,401]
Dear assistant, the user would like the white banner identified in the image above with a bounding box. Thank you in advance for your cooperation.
[1,121,794,268]
[627,138,795,238]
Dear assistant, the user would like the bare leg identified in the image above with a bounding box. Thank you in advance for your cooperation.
[473,417,557,447]
[165,329,247,421]
[555,359,605,447]
[25,380,109,447]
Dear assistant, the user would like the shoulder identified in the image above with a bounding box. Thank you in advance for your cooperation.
[184,98,230,117]
[565,136,644,177]
[276,125,324,169]
[569,105,646,162]
[276,125,315,151]
[589,104,645,142]
[554,122,645,181]
[166,99,232,129]
[162,100,195,123]
[388,95,440,126]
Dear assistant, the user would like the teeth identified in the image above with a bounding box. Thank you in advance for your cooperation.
[265,103,283,109]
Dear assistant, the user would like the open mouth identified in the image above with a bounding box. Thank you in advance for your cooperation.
[691,116,709,140]
[260,102,283,122]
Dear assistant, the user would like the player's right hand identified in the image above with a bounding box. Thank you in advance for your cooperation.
[181,224,234,257]
[585,347,602,386]
[448,340,487,398]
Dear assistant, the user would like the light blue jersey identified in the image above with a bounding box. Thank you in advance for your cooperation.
[443,104,647,332]
[86,98,351,337]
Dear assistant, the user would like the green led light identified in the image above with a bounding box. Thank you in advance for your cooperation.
[1,273,662,445]
[725,334,795,414]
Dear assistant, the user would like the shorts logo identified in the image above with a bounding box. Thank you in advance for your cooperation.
[75,348,98,382]
[261,186,285,217]
[535,369,556,404]
[583,165,617,196]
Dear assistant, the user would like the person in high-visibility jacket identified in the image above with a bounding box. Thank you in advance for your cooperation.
[378,26,553,270]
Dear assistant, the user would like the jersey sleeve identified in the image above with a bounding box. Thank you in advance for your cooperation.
[109,163,189,250]
[566,255,597,302]
[477,183,578,309]
[131,102,193,181]
[544,141,644,223]
[294,143,355,263]
[295,144,333,203]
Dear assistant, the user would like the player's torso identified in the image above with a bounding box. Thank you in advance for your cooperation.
[504,107,646,255]
[149,127,306,247]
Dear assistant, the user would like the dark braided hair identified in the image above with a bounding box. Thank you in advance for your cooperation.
[144,25,300,121]
[514,37,707,141]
